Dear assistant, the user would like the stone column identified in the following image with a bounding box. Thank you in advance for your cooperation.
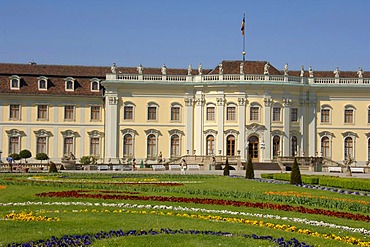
[104,92,119,163]
[308,94,317,157]
[263,97,272,161]
[238,97,247,160]
[216,96,225,155]
[299,99,307,156]
[194,92,204,155]
[282,98,291,156]
[184,96,194,155]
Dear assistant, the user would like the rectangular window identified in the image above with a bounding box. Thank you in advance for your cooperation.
[63,137,73,155]
[291,108,298,122]
[344,109,353,123]
[37,105,48,120]
[90,138,100,156]
[9,104,20,120]
[321,109,330,123]
[147,107,157,120]
[9,137,19,154]
[36,137,47,154]
[90,106,100,121]
[171,107,180,121]
[206,107,215,121]
[368,109,370,124]
[272,107,281,122]
[226,106,236,121]
[250,107,259,121]
[64,105,74,121]
[124,106,133,120]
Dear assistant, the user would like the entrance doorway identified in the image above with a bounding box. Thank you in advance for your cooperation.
[248,136,259,162]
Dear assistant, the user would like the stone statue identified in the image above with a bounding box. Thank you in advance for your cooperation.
[334,67,340,78]
[157,151,162,164]
[357,67,364,78]
[309,66,314,77]
[300,65,305,77]
[111,63,117,73]
[264,62,270,75]
[161,64,167,75]
[198,63,203,75]
[284,63,289,76]
[218,63,223,75]
[240,62,244,74]
[137,64,143,75]
[187,64,192,75]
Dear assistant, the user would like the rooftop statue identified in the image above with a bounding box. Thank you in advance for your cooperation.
[300,65,305,77]
[357,67,364,78]
[137,64,143,75]
[111,63,117,73]
[264,62,270,75]
[198,63,203,75]
[187,64,192,75]
[284,63,289,76]
[309,66,314,77]
[218,63,223,75]
[334,67,340,78]
[161,64,167,75]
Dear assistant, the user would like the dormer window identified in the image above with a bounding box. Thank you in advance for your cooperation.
[38,76,48,90]
[90,78,100,92]
[9,75,20,90]
[65,77,75,91]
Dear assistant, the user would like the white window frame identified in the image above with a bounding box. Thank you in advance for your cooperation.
[320,105,332,124]
[272,104,282,122]
[37,76,48,91]
[123,102,135,121]
[147,102,158,121]
[34,129,51,155]
[9,104,21,120]
[64,105,75,121]
[226,103,237,122]
[249,103,260,122]
[9,75,20,90]
[344,105,356,125]
[206,104,216,121]
[90,105,101,122]
[170,103,182,122]
[65,77,75,91]
[37,104,49,121]
[90,78,100,92]
[87,130,102,157]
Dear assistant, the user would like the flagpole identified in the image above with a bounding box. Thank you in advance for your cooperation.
[242,13,246,62]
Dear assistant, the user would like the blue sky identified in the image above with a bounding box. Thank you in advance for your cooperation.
[1,0,369,71]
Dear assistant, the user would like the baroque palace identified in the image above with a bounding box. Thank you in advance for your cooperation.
[0,60,369,168]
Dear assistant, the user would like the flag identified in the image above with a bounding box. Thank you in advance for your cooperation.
[241,15,245,35]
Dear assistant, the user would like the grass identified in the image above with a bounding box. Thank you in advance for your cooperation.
[0,172,369,246]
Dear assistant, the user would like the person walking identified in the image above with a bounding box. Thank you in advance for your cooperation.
[180,158,187,175]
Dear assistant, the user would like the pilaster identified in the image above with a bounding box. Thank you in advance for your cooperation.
[194,92,204,155]
[238,97,247,160]
[308,94,317,157]
[282,98,291,156]
[104,92,119,163]
[263,97,272,161]
[184,96,194,155]
[216,96,225,155]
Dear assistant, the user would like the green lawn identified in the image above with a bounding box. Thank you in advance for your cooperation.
[0,172,369,246]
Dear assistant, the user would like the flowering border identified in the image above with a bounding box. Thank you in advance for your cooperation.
[35,190,370,222]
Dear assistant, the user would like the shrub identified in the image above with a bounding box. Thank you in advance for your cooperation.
[261,173,274,179]
[245,155,255,179]
[49,161,58,173]
[80,156,97,165]
[223,158,230,176]
[19,149,32,163]
[290,158,302,185]
[9,153,20,161]
[36,153,49,164]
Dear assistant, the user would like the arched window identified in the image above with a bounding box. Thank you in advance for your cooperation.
[206,135,215,155]
[291,136,297,156]
[321,137,330,158]
[368,138,370,161]
[226,135,235,156]
[273,136,280,158]
[123,134,133,157]
[147,134,157,158]
[170,134,180,157]
[344,137,353,160]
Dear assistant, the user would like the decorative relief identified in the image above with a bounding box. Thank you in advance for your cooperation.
[108,96,118,105]
[263,97,273,107]
[238,97,247,106]
[184,97,194,106]
[283,98,292,107]
[195,97,205,106]
[203,129,218,135]
[216,97,225,106]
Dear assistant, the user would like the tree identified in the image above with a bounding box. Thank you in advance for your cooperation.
[223,158,230,176]
[290,158,302,185]
[9,153,20,162]
[245,155,255,179]
[35,153,49,165]
[19,149,32,164]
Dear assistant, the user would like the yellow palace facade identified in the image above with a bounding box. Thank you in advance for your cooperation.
[0,60,369,167]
